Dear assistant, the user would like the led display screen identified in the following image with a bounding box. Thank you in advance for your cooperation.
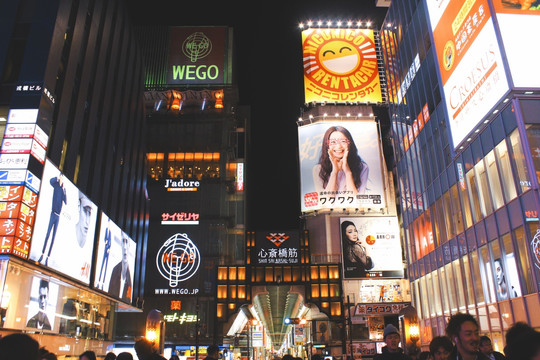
[29,160,98,284]
[302,28,383,104]
[426,0,510,149]
[339,217,403,279]
[298,121,385,212]
[94,212,137,303]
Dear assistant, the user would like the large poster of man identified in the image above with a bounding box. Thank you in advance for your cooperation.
[340,217,403,279]
[298,121,385,212]
[26,276,58,331]
[29,160,98,284]
[94,212,136,303]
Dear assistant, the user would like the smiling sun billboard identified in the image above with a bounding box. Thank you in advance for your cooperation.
[302,28,382,104]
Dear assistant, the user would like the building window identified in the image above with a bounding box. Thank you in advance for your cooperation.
[509,129,532,193]
[494,140,517,202]
[167,152,220,180]
[147,153,164,180]
[466,167,482,223]
[485,150,505,210]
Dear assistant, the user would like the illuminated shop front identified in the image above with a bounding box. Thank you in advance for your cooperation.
[381,0,540,352]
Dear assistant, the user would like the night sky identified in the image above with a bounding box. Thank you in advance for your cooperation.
[128,1,389,230]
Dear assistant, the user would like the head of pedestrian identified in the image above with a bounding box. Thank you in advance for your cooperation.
[445,313,480,358]
[383,324,402,352]
[206,345,220,360]
[429,336,453,360]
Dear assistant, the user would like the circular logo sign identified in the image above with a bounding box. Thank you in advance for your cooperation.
[302,28,381,102]
[182,32,212,62]
[442,40,455,71]
[156,233,201,287]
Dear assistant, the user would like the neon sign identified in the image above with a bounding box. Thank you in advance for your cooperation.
[156,233,201,286]
[161,212,200,225]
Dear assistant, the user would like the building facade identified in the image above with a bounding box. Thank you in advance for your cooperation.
[381,0,540,352]
[113,25,247,358]
[0,0,148,356]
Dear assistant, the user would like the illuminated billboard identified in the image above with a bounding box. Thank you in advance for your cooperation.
[25,276,59,331]
[94,212,137,303]
[339,217,403,279]
[253,230,300,265]
[302,28,383,104]
[167,27,229,85]
[29,160,98,285]
[493,1,540,88]
[298,121,385,212]
[426,0,510,149]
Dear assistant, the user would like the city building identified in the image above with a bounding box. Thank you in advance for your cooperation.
[0,0,148,356]
[112,25,248,358]
[381,0,540,352]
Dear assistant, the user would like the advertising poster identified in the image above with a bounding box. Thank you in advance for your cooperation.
[298,121,385,212]
[302,28,382,104]
[29,160,98,284]
[426,0,509,149]
[167,27,228,85]
[94,212,137,303]
[494,1,540,88]
[340,217,403,279]
[26,276,58,331]
[253,230,299,265]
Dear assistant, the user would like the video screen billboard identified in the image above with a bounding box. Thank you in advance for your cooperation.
[29,160,98,284]
[339,217,403,279]
[302,28,383,104]
[298,121,385,212]
[94,212,137,303]
[426,0,510,149]
[167,27,228,85]
[493,1,540,88]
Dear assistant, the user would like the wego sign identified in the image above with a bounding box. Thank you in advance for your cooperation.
[167,27,227,85]
[156,233,201,287]
[302,28,383,104]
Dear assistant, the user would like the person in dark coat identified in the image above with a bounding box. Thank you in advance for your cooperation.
[479,336,506,360]
[374,324,412,360]
[446,313,489,360]
[504,322,540,360]
[0,333,40,360]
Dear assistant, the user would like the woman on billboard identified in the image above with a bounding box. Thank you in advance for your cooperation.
[313,126,369,196]
[341,220,374,277]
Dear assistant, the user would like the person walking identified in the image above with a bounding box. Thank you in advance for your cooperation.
[374,324,412,360]
[479,336,506,360]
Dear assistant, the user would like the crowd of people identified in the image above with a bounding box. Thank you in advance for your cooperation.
[0,312,538,360]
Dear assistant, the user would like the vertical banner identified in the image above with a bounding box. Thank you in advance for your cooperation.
[298,121,385,212]
[426,0,510,149]
[302,28,383,104]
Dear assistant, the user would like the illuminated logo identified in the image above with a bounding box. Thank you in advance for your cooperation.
[443,40,455,71]
[266,233,289,247]
[532,229,540,270]
[156,233,201,286]
[302,28,382,103]
[182,32,212,62]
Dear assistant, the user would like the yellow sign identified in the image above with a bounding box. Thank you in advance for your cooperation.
[302,28,382,104]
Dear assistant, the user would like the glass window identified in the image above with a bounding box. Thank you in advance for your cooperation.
[452,259,466,312]
[470,251,485,305]
[433,198,448,245]
[449,184,464,235]
[494,140,517,202]
[462,254,476,308]
[444,263,457,313]
[486,150,504,209]
[443,191,455,239]
[458,173,473,228]
[490,240,508,302]
[518,225,537,294]
[500,233,522,299]
[147,153,164,180]
[474,160,494,217]
[466,168,482,223]
[431,269,443,316]
[525,124,540,187]
[510,129,532,193]
[479,245,497,304]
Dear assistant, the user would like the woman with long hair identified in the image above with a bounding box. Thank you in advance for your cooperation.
[341,220,373,277]
[313,126,369,196]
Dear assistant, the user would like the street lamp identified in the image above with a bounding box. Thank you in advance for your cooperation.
[146,309,165,355]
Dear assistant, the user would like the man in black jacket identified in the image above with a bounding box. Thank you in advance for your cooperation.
[479,336,506,360]
[446,313,489,360]
[374,324,412,360]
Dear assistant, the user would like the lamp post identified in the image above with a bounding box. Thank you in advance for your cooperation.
[146,309,165,355]
[399,305,420,357]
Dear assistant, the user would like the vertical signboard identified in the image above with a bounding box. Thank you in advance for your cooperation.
[493,1,540,88]
[167,27,229,86]
[302,28,383,104]
[426,0,510,149]
[298,121,385,212]
[340,217,403,279]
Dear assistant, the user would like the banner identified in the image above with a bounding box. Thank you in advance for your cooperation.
[302,28,382,104]
[298,121,385,212]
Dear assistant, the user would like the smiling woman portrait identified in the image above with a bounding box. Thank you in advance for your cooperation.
[313,126,369,196]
